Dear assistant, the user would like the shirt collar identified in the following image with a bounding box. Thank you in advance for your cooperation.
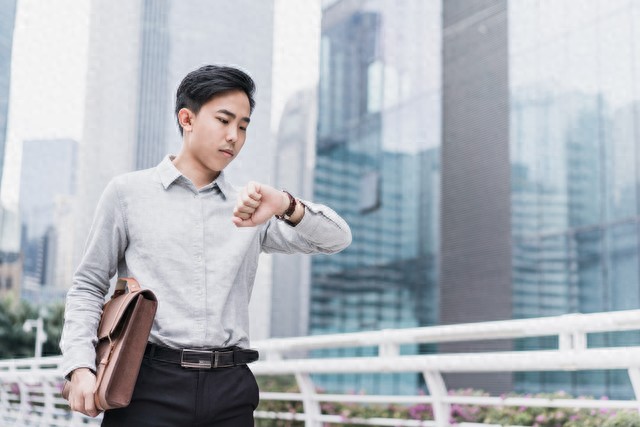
[213,170,233,198]
[157,154,233,198]
[157,155,182,190]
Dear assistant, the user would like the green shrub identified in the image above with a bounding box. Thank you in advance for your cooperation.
[603,411,640,427]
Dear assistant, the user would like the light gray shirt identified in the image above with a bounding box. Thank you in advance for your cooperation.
[60,155,351,378]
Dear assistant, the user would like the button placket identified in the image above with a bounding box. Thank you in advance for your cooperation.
[194,192,206,342]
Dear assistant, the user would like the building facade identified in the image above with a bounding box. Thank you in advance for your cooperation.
[271,89,317,339]
[439,0,512,393]
[312,0,640,398]
[0,0,17,194]
[310,0,442,394]
[19,139,77,304]
[509,0,640,399]
[0,0,18,301]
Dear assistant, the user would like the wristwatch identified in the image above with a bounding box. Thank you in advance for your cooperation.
[276,190,297,223]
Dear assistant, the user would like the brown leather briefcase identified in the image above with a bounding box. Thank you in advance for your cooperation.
[63,277,158,412]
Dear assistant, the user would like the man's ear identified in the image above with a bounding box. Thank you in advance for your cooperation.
[178,108,194,133]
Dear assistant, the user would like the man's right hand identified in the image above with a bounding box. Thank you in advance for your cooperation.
[68,368,99,417]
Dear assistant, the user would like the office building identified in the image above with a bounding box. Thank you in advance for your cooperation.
[0,205,21,301]
[0,0,17,193]
[310,0,442,394]
[508,0,640,398]
[19,139,77,303]
[312,0,640,398]
[271,89,317,338]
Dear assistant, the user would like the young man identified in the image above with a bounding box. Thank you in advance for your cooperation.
[61,65,351,426]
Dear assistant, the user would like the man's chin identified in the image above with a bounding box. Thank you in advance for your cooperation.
[204,161,227,175]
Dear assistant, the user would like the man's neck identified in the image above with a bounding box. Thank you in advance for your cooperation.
[171,154,221,189]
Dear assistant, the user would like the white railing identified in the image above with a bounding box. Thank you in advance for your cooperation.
[2,310,640,426]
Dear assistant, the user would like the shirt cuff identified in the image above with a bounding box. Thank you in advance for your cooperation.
[287,200,321,236]
[62,347,97,380]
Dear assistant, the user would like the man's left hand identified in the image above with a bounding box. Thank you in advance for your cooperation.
[232,181,289,227]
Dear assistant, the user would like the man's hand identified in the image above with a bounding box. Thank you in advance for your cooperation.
[232,181,289,227]
[68,368,100,417]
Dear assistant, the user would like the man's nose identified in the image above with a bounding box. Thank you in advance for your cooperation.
[226,128,238,143]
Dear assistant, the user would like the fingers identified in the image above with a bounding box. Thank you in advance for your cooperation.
[232,216,253,228]
[244,183,262,205]
[232,181,284,227]
[246,180,259,195]
[233,183,262,220]
[69,389,99,417]
[83,390,99,417]
[67,368,99,418]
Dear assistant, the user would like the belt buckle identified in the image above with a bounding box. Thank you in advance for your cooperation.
[181,349,212,369]
[214,350,235,368]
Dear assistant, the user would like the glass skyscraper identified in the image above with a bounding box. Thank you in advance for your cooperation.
[310,0,442,394]
[19,139,77,304]
[0,0,18,301]
[311,0,640,399]
[510,0,640,399]
[0,0,17,194]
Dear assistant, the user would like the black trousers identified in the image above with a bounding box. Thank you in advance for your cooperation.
[101,353,259,427]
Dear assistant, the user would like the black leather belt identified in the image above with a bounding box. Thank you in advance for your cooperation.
[145,343,259,369]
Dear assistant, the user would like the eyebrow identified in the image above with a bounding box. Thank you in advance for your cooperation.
[217,109,251,123]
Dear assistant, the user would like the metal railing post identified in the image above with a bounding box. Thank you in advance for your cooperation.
[16,377,28,426]
[42,377,56,426]
[559,332,587,351]
[379,329,400,358]
[628,367,640,414]
[423,370,450,427]
[295,373,322,427]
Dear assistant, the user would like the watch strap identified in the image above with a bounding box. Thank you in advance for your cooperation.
[276,190,296,221]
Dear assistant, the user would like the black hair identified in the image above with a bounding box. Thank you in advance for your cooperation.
[175,65,256,135]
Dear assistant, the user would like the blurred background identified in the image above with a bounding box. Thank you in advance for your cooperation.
[0,0,639,401]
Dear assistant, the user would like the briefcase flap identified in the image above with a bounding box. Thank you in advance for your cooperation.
[97,288,157,340]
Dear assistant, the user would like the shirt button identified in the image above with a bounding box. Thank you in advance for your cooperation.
[195,255,202,261]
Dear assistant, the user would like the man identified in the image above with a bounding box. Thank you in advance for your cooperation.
[61,65,351,426]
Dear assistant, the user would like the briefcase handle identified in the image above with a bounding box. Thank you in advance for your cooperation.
[112,277,141,298]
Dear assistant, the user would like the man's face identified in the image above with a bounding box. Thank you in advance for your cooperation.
[182,90,251,174]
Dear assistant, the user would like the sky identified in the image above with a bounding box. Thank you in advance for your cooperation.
[1,0,90,210]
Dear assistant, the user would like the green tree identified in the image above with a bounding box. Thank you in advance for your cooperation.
[42,302,65,357]
[0,297,65,359]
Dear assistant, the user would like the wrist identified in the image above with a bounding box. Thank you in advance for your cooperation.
[275,190,304,225]
[71,367,94,381]
[276,191,296,219]
[279,191,291,216]
[288,199,305,225]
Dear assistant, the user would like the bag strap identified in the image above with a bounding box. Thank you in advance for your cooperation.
[111,277,141,299]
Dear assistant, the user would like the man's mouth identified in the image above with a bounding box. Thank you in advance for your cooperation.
[219,149,234,158]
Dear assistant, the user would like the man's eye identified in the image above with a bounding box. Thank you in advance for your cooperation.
[217,117,229,124]
[239,126,247,131]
